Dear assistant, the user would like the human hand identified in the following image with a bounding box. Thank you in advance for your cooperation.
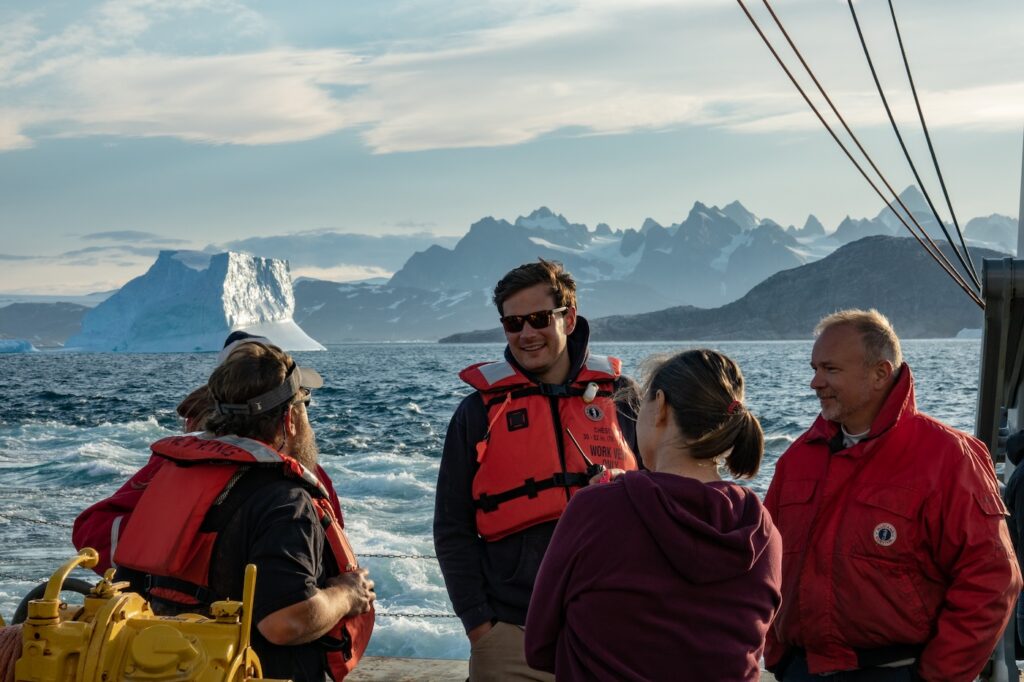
[467,620,494,645]
[589,468,625,485]
[328,568,376,616]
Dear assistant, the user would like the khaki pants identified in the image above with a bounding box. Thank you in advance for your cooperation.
[468,621,555,682]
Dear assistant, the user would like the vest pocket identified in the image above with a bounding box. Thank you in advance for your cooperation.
[846,485,923,560]
[835,554,931,644]
[776,479,817,554]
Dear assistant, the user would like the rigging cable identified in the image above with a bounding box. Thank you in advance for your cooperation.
[847,0,980,289]
[754,0,981,302]
[735,0,984,308]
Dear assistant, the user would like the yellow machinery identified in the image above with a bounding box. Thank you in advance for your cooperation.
[11,548,286,682]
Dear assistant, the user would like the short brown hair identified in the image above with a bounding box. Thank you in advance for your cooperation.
[815,308,903,369]
[205,342,296,443]
[493,258,576,315]
[640,349,765,478]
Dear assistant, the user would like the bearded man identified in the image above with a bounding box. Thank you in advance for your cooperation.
[108,342,374,681]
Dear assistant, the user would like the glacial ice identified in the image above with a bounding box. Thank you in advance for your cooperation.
[0,339,38,353]
[65,250,325,352]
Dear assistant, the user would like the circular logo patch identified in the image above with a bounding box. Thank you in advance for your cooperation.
[584,405,604,422]
[873,523,897,547]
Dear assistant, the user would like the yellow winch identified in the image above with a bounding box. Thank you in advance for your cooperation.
[8,548,287,682]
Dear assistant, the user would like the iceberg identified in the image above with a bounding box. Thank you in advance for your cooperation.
[65,251,325,352]
[0,339,38,353]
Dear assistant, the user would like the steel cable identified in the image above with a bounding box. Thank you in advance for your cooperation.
[740,0,983,308]
[847,0,980,288]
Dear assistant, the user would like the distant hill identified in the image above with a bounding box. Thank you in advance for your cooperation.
[0,302,89,348]
[588,237,997,341]
[441,236,999,342]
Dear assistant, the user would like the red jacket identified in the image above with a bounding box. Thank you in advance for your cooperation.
[764,365,1021,681]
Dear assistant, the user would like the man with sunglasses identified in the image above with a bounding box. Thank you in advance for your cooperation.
[88,341,375,681]
[434,259,639,681]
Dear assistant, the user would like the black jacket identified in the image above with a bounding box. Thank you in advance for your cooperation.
[432,317,638,632]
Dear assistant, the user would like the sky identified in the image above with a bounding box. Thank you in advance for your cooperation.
[1,0,1021,295]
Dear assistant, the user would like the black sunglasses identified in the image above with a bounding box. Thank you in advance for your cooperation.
[500,307,568,333]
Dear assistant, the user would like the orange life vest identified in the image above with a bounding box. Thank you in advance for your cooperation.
[112,433,373,680]
[461,355,637,541]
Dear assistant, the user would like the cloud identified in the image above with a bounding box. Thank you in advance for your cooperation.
[60,244,164,260]
[0,253,40,261]
[80,230,188,243]
[391,220,438,230]
[2,0,1021,153]
[291,264,394,283]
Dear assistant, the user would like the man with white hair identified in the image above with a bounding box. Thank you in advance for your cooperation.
[764,309,1020,681]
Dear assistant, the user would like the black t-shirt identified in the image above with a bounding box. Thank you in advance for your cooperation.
[209,471,338,682]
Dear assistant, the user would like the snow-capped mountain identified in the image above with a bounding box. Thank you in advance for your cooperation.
[23,188,1010,347]
[66,251,324,352]
[286,188,1014,341]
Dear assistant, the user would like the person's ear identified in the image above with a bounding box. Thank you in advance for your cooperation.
[653,389,670,427]
[283,404,299,438]
[871,360,895,390]
[563,306,577,335]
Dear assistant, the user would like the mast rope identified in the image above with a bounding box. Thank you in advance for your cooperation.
[735,0,984,308]
[847,0,980,289]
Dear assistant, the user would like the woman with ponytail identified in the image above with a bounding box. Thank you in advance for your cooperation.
[524,349,782,681]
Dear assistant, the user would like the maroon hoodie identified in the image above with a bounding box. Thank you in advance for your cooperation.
[525,470,782,681]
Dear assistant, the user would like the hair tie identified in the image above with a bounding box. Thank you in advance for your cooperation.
[727,400,743,415]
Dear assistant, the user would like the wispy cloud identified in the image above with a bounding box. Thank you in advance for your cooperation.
[60,244,164,260]
[2,0,1021,153]
[292,264,394,283]
[80,230,188,243]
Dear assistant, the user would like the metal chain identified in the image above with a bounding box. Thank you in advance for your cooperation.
[0,512,73,529]
[376,612,458,619]
[360,553,437,560]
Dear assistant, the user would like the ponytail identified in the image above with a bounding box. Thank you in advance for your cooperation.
[641,349,765,479]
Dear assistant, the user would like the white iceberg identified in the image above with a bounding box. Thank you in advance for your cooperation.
[66,251,325,352]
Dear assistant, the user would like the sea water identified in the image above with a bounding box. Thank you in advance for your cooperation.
[0,339,981,659]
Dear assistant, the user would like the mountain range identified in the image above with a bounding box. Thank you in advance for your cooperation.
[442,237,998,342]
[1,187,1015,347]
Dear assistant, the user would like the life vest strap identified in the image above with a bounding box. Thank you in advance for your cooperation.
[474,472,592,512]
[145,574,218,607]
[481,378,614,405]
[483,384,613,408]
[319,630,354,662]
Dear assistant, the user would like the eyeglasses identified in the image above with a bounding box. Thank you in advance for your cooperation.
[292,389,312,409]
[500,307,568,333]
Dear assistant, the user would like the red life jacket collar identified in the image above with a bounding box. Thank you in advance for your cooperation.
[151,432,330,499]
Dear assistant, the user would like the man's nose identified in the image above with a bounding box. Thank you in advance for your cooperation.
[810,371,825,390]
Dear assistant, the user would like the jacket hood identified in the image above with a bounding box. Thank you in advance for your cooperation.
[503,315,591,384]
[621,471,775,584]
